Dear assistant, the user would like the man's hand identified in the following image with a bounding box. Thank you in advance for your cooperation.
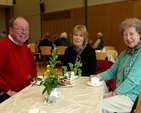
[0,90,17,96]
[6,90,17,96]
[0,91,5,96]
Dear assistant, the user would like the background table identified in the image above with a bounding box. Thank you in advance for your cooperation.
[95,50,118,63]
[106,50,118,63]
[0,77,103,113]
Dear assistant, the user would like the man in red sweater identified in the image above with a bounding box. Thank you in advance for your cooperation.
[0,17,37,103]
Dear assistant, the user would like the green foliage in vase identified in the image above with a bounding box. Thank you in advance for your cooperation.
[61,61,82,77]
[32,47,59,96]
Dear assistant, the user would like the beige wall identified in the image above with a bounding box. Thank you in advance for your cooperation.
[12,0,126,43]
[44,0,125,13]
[0,0,12,6]
[0,0,12,35]
[88,0,125,6]
[13,0,41,43]
[0,8,6,34]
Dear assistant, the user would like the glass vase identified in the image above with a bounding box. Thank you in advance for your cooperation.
[44,94,56,105]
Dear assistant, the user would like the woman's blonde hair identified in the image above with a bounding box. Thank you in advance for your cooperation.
[70,25,88,45]
[120,18,141,36]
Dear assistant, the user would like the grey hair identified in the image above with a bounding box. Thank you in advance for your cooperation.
[120,18,141,36]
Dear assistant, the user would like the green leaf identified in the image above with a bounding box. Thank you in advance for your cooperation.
[42,87,47,95]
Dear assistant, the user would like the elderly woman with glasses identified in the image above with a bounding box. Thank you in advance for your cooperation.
[63,25,97,76]
[90,18,141,113]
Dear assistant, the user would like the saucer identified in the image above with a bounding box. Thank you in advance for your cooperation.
[68,76,78,80]
[58,84,75,88]
[87,81,103,87]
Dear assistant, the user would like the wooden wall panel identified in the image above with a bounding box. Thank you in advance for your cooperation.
[109,1,134,54]
[71,7,85,30]
[41,0,141,54]
[136,0,141,20]
[42,18,71,44]
[42,10,71,44]
[87,4,109,47]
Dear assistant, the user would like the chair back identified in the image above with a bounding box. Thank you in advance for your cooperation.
[53,44,56,47]
[135,90,141,113]
[96,52,107,60]
[104,46,115,51]
[97,60,116,91]
[35,44,39,52]
[40,46,52,55]
[57,46,68,55]
[29,43,36,53]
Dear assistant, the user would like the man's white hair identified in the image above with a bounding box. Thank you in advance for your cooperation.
[60,32,67,39]
[97,32,102,37]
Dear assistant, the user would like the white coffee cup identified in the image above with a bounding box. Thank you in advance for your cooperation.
[91,77,99,85]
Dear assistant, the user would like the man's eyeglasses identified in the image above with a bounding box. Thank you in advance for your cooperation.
[13,27,29,32]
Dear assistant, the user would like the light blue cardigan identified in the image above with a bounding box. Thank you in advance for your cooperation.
[100,49,141,101]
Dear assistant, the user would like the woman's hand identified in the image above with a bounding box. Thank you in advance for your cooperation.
[103,91,117,99]
[90,74,102,81]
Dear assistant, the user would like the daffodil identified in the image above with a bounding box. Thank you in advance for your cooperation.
[44,76,49,80]
[47,65,50,68]
[47,70,50,73]
[44,71,47,75]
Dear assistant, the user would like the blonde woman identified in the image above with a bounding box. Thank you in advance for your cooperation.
[63,25,97,76]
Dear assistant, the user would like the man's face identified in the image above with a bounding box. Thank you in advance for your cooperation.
[10,17,29,45]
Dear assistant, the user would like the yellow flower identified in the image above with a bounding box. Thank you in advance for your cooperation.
[47,65,50,68]
[47,70,50,73]
[44,71,47,75]
[44,76,49,79]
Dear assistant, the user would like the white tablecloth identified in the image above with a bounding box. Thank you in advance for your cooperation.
[0,77,103,113]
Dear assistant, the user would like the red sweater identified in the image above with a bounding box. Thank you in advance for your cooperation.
[0,36,37,92]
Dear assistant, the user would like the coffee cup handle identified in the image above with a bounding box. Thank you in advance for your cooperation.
[57,92,61,97]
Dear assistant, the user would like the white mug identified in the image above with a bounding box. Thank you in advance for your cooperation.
[91,77,99,85]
